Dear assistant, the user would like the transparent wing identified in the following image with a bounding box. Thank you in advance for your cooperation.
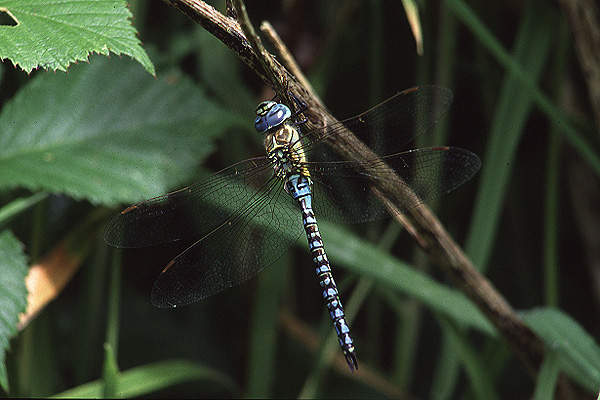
[300,85,453,157]
[150,177,302,307]
[104,157,274,248]
[307,147,481,223]
[104,158,304,307]
[294,86,478,223]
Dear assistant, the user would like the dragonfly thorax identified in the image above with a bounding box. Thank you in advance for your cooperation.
[264,123,308,179]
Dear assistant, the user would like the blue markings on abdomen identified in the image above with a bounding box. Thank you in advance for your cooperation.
[286,174,358,371]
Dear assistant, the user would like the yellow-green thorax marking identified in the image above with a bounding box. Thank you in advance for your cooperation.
[264,122,309,180]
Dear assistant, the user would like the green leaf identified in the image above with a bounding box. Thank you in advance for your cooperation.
[0,230,28,392]
[0,0,154,74]
[246,256,289,398]
[521,308,600,392]
[193,27,257,114]
[533,350,561,400]
[0,55,243,206]
[52,359,237,398]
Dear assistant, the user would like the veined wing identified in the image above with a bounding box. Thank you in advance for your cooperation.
[104,156,304,307]
[300,86,453,158]
[150,173,302,307]
[307,147,481,223]
[104,157,275,248]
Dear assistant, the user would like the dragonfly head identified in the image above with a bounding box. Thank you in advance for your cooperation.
[254,101,292,133]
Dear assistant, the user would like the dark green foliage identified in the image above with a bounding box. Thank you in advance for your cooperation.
[0,0,599,398]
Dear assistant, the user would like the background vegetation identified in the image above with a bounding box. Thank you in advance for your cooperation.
[0,0,599,398]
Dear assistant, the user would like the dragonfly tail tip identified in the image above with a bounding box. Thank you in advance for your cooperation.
[345,353,358,372]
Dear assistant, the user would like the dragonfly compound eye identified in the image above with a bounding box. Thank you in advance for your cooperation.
[255,102,292,133]
[266,103,291,125]
[255,115,269,133]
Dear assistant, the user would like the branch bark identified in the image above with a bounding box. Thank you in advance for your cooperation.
[558,0,600,135]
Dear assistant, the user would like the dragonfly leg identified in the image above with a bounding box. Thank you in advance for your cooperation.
[287,92,308,126]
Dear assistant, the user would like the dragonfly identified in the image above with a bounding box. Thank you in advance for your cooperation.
[104,86,481,372]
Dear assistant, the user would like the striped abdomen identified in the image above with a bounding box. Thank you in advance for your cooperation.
[286,174,358,371]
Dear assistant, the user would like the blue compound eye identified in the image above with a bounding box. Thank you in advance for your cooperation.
[254,101,291,133]
[255,115,269,133]
[266,104,291,125]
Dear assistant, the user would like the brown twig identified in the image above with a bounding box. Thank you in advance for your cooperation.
[558,0,600,135]
[162,0,547,378]
[232,1,287,99]
[259,21,323,106]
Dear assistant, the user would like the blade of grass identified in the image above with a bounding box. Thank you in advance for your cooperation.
[462,1,555,270]
[106,248,121,356]
[52,359,237,398]
[429,334,461,400]
[246,253,290,397]
[445,0,600,178]
[102,246,122,397]
[0,192,48,228]
[532,350,561,400]
[433,2,554,397]
[319,221,495,335]
[544,18,570,307]
[522,308,600,392]
[520,308,600,392]
[101,343,119,398]
[438,317,501,400]
[422,6,462,397]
